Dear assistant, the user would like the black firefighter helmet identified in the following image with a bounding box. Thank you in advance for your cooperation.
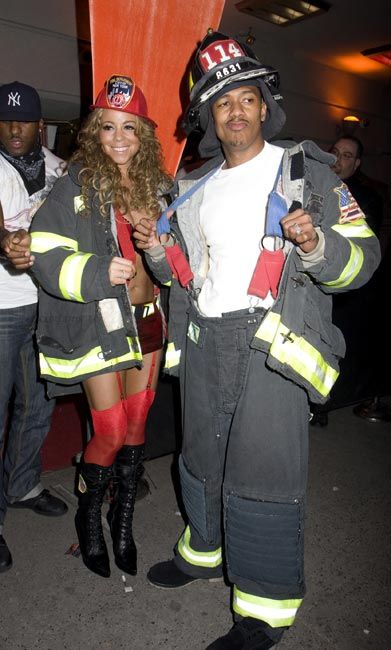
[182,30,286,155]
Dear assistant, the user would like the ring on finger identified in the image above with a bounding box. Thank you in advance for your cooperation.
[293,223,302,236]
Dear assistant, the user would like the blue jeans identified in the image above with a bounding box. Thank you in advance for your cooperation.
[0,303,55,527]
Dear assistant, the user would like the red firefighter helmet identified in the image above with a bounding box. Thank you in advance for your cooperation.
[90,74,157,127]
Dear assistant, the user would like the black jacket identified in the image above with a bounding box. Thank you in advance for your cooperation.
[30,163,141,388]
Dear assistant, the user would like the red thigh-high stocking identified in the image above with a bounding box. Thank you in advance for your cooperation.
[84,399,127,466]
[108,355,158,575]
[124,389,155,445]
[77,373,127,578]
[124,350,159,445]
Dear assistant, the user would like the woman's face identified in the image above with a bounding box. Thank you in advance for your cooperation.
[99,109,140,172]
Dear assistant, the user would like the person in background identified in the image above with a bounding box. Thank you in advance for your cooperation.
[0,81,68,574]
[330,135,383,236]
[134,31,380,649]
[29,74,171,579]
[310,134,389,425]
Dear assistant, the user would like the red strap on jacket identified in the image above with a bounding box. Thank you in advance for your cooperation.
[248,248,285,300]
[165,244,194,288]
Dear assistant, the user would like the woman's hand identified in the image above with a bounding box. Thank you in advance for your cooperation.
[280,209,319,254]
[109,256,136,286]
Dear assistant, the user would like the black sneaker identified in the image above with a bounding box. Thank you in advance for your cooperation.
[8,489,68,516]
[0,535,12,573]
[206,619,276,649]
[147,559,222,589]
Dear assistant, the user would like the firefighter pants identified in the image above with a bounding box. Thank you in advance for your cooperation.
[174,304,309,629]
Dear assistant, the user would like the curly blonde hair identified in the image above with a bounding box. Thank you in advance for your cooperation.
[71,108,172,218]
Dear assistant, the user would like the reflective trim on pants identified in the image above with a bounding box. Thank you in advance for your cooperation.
[177,525,222,568]
[233,586,303,628]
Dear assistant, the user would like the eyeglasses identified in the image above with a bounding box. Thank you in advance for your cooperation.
[331,149,356,161]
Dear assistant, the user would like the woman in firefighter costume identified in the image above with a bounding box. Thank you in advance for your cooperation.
[29,74,171,578]
[134,32,380,649]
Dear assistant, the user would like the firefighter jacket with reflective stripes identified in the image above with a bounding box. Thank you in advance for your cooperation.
[29,163,142,386]
[145,140,380,404]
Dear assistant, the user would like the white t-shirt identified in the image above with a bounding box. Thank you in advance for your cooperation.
[0,147,65,309]
[197,141,284,317]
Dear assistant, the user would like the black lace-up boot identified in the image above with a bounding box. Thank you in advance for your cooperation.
[107,444,144,575]
[75,460,112,578]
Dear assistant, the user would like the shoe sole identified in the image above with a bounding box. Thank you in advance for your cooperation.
[147,576,223,589]
[8,504,68,517]
[0,562,13,573]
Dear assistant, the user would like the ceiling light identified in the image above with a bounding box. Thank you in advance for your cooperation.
[343,115,360,123]
[236,0,331,27]
[361,44,391,69]
[340,115,369,134]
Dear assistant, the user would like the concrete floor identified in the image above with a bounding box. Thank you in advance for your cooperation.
[1,402,390,650]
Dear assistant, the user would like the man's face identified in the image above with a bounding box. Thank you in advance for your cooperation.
[330,138,360,180]
[0,119,42,156]
[211,85,267,162]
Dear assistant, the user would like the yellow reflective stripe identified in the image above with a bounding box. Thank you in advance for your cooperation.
[255,313,338,397]
[256,312,280,344]
[177,526,222,568]
[30,232,78,254]
[323,240,363,288]
[164,341,181,369]
[131,302,155,317]
[39,341,142,380]
[233,586,302,628]
[331,220,374,239]
[74,195,85,213]
[163,280,172,287]
[59,252,94,302]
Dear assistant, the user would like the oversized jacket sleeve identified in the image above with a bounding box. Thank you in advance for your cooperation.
[294,160,381,293]
[30,175,121,303]
[143,242,174,285]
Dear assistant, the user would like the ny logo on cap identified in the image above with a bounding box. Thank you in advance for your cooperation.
[106,76,134,109]
[8,91,21,107]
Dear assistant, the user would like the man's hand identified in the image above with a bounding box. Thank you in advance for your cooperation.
[132,218,162,250]
[0,229,34,270]
[133,212,173,250]
[280,209,319,254]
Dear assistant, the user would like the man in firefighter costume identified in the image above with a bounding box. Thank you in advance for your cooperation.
[134,31,380,649]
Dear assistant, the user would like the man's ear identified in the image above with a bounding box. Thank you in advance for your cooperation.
[260,101,267,123]
[354,157,361,173]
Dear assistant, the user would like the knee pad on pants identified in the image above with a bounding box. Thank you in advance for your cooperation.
[84,400,127,466]
[179,454,221,545]
[225,493,305,594]
[124,389,155,445]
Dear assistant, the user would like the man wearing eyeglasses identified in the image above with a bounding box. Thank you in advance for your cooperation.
[309,136,389,427]
[330,136,383,235]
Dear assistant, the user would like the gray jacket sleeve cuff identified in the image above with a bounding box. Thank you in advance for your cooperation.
[147,244,167,261]
[296,228,325,268]
[147,234,176,260]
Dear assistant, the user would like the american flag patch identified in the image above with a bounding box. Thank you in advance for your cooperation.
[334,184,363,223]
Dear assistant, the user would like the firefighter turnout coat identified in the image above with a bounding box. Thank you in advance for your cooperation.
[30,163,142,387]
[146,140,380,404]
